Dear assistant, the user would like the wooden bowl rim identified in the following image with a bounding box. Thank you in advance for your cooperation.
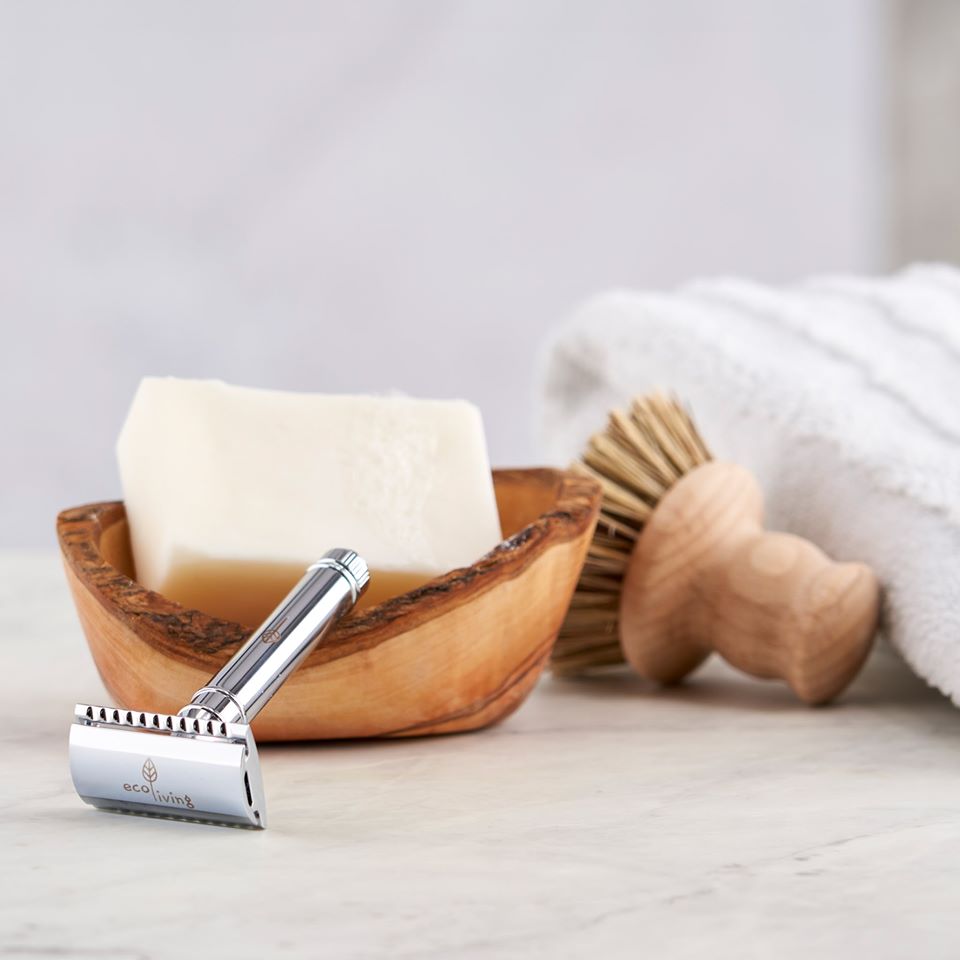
[57,467,601,672]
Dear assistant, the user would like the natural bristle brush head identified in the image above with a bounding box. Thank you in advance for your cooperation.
[553,393,712,676]
[69,548,369,828]
[553,392,881,705]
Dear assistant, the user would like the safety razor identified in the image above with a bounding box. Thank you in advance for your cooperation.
[69,548,369,828]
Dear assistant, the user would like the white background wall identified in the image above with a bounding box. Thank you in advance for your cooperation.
[0,1,888,546]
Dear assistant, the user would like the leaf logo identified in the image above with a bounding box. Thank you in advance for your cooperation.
[261,616,287,644]
[142,758,158,783]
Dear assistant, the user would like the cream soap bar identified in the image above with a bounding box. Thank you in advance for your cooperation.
[117,377,503,626]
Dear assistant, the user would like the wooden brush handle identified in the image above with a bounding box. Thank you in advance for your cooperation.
[618,462,880,704]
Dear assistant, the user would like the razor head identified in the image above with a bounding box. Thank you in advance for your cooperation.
[70,705,266,828]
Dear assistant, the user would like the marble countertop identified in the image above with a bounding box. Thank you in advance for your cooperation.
[2,552,958,959]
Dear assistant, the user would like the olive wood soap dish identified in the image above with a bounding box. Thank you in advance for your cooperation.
[58,469,600,740]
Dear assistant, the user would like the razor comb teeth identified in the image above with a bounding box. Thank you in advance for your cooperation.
[77,704,234,739]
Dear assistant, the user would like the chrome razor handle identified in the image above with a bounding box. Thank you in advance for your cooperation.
[181,548,369,725]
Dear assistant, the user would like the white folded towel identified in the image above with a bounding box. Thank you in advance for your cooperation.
[537,264,960,704]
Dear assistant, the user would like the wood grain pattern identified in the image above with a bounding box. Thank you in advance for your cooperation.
[619,462,880,705]
[58,469,600,740]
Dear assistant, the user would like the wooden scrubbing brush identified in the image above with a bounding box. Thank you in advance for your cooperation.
[554,393,881,704]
